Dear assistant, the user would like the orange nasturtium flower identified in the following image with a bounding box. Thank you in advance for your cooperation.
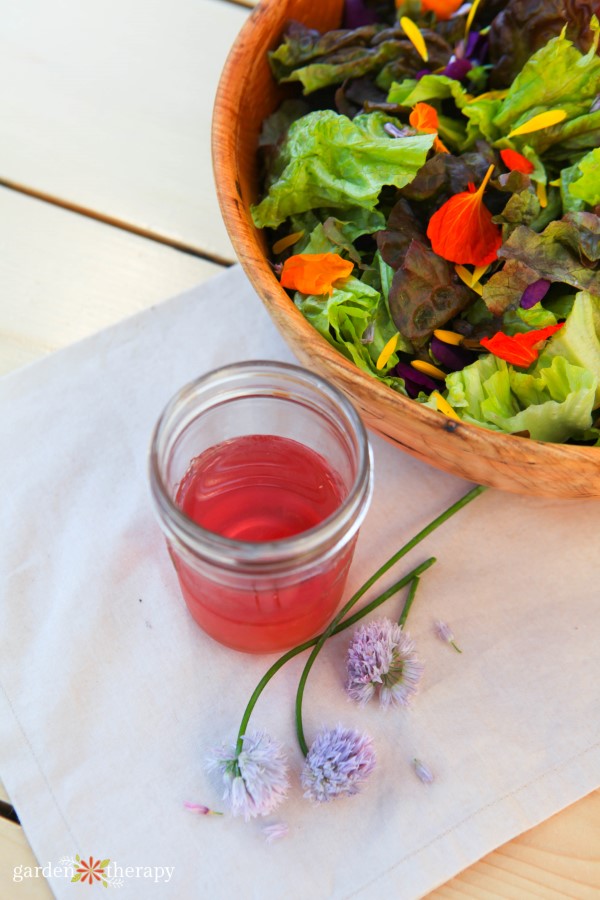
[500,149,535,175]
[409,103,449,153]
[426,164,502,267]
[480,323,564,367]
[418,0,464,20]
[279,253,353,296]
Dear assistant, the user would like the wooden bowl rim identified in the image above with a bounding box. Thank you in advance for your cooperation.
[211,0,600,492]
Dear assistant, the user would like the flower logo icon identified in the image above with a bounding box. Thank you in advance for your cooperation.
[71,856,110,887]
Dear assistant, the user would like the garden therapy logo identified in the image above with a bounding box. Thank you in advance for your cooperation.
[63,856,120,888]
[13,857,174,886]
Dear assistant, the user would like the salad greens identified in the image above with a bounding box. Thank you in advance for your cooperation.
[251,0,600,445]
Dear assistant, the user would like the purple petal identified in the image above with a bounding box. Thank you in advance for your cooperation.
[342,0,379,28]
[520,279,551,309]
[431,336,477,372]
[395,361,438,398]
[465,30,487,61]
[415,68,432,81]
[443,57,472,81]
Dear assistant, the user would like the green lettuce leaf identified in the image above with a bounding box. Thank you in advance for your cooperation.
[296,208,386,261]
[445,353,597,441]
[492,25,600,142]
[541,290,600,405]
[560,162,587,213]
[251,110,434,229]
[568,148,600,206]
[387,74,468,108]
[487,0,570,88]
[294,275,407,381]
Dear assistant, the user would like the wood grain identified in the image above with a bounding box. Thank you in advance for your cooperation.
[212,0,600,498]
[0,819,54,899]
[0,0,249,261]
[0,187,221,375]
[430,789,600,898]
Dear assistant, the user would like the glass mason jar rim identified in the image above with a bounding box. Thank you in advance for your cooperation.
[149,360,373,573]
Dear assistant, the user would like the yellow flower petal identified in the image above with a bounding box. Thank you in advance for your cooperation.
[508,110,567,138]
[376,333,399,370]
[433,329,464,346]
[535,181,548,208]
[411,360,446,379]
[432,390,461,420]
[272,231,304,254]
[465,89,508,104]
[465,0,482,38]
[400,16,428,62]
[454,264,484,295]
[472,264,489,286]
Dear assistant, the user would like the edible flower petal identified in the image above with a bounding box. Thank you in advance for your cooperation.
[464,0,482,39]
[301,726,376,802]
[507,109,567,138]
[500,149,535,175]
[480,323,564,367]
[409,103,448,153]
[432,390,460,420]
[427,165,502,267]
[272,231,304,255]
[280,253,353,296]
[400,16,428,62]
[411,359,446,379]
[412,758,435,784]
[520,279,551,310]
[376,333,399,370]
[396,361,438,398]
[418,0,465,21]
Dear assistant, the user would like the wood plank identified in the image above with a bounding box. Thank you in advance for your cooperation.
[0,0,249,261]
[0,819,53,899]
[0,187,222,376]
[430,789,600,898]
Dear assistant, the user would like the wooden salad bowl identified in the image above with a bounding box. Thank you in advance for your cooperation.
[212,0,600,498]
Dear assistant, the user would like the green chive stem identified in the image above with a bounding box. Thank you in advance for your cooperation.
[295,484,486,756]
[234,556,436,758]
[398,577,420,629]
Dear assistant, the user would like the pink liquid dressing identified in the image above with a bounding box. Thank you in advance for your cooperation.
[171,434,355,652]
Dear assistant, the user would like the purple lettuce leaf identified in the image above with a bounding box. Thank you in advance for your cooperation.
[389,240,474,347]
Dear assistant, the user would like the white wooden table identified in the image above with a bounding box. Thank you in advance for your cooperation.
[1,1,599,895]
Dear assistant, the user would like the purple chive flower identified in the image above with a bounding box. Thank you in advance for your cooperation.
[207,730,290,821]
[346,618,424,708]
[395,361,438,398]
[262,821,289,844]
[384,122,412,139]
[412,758,434,784]
[520,279,551,310]
[434,619,462,653]
[361,321,375,344]
[183,801,223,816]
[301,725,376,802]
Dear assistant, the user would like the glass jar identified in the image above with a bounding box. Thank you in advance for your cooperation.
[149,361,372,653]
